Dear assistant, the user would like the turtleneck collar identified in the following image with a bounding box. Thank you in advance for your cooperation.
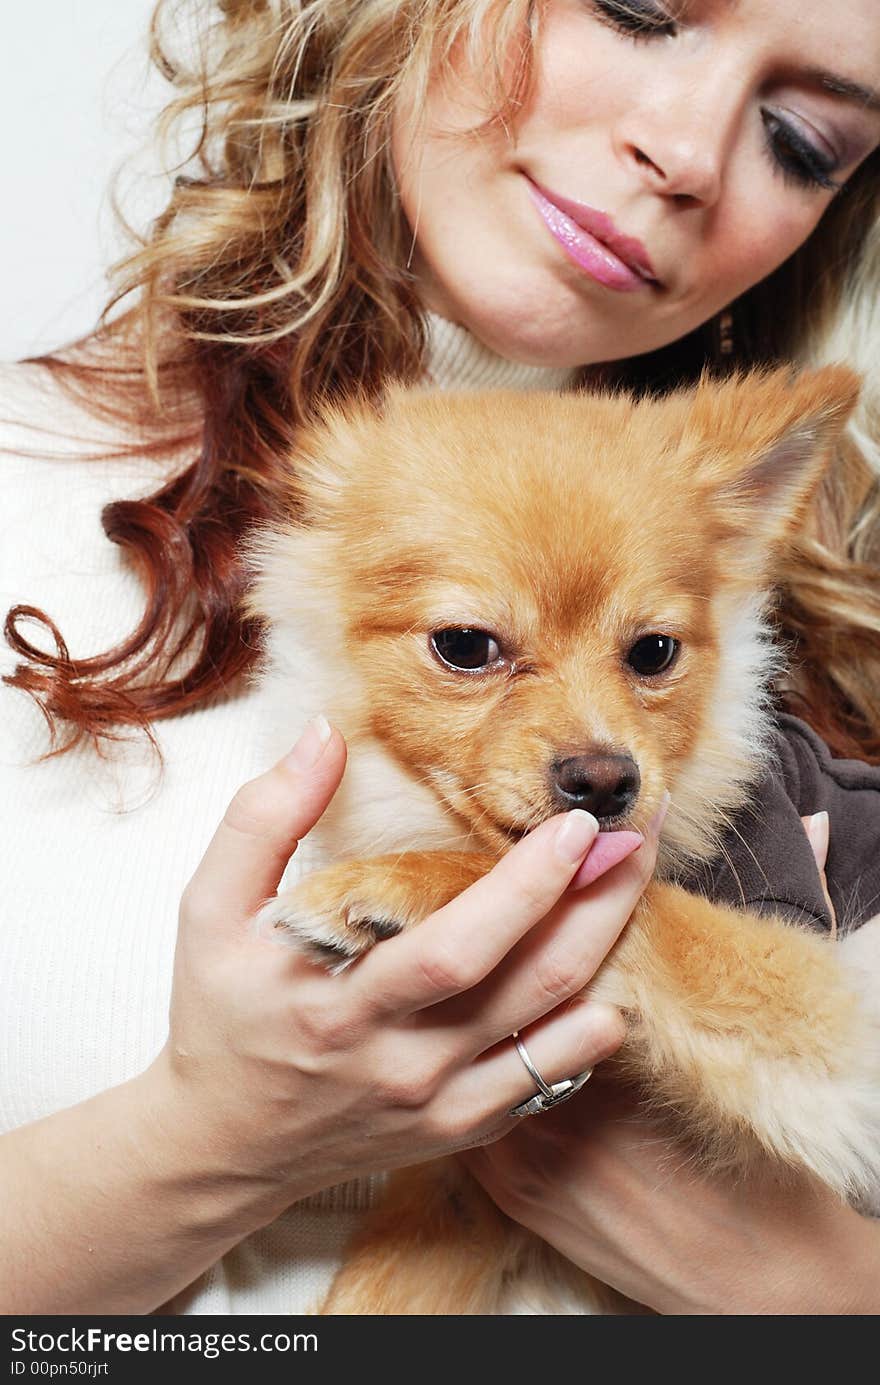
[424,311,583,394]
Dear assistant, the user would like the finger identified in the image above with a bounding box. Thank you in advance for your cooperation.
[801,811,837,936]
[444,814,658,1053]
[802,811,829,873]
[351,810,604,1015]
[182,716,347,928]
[442,998,627,1144]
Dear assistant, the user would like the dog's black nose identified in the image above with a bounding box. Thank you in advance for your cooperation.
[550,754,641,821]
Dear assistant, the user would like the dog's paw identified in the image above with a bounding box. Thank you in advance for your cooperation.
[255,861,424,972]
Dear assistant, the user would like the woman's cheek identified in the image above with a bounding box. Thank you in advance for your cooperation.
[708,178,829,302]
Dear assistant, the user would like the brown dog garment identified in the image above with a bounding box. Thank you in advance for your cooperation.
[679,715,880,937]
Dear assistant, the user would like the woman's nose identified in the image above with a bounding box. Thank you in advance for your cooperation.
[623,130,723,206]
[617,93,732,207]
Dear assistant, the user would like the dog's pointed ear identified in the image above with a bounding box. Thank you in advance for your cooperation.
[688,365,861,561]
[284,385,400,523]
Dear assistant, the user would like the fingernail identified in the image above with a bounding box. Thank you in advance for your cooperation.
[570,831,643,889]
[284,714,332,770]
[805,809,829,856]
[647,790,671,837]
[555,809,599,864]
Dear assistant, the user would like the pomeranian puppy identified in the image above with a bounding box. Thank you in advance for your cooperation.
[244,366,880,1315]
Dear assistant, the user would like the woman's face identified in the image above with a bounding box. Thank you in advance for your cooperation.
[391,0,880,366]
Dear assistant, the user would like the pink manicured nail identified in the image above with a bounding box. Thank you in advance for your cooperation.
[647,790,671,837]
[555,809,600,863]
[569,831,643,889]
[805,810,829,859]
[284,714,332,770]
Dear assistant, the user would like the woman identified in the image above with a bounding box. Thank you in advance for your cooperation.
[1,0,879,1314]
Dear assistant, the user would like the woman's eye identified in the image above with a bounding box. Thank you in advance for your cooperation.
[589,0,678,40]
[626,634,679,677]
[430,628,502,672]
[762,111,842,193]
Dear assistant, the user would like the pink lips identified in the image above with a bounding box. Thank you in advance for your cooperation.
[526,178,660,292]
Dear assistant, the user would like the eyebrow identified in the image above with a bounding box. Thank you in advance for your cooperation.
[806,68,880,114]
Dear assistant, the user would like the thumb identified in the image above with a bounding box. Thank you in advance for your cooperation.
[801,810,837,936]
[802,810,829,874]
[182,716,347,930]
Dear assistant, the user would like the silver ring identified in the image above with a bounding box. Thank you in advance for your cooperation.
[509,1030,592,1118]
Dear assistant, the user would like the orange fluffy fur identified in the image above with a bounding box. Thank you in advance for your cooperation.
[244,367,880,1314]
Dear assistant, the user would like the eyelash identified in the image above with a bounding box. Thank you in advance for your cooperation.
[589,1,843,193]
[589,0,677,39]
[761,112,842,191]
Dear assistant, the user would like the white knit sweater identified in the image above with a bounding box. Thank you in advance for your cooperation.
[0,317,578,1315]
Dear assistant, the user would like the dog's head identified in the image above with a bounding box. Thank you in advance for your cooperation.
[249,367,859,864]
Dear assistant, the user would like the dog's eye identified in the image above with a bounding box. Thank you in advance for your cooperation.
[431,628,502,671]
[627,634,679,676]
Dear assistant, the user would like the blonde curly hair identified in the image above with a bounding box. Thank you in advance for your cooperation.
[5,0,880,762]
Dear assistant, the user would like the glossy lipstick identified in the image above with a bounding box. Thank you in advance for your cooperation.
[526,179,659,292]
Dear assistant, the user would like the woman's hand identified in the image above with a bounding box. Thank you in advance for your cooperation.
[802,809,836,934]
[2,716,656,1315]
[463,810,880,1315]
[150,716,658,1220]
[462,1076,880,1314]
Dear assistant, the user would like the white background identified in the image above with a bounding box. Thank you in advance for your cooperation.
[1,3,171,362]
